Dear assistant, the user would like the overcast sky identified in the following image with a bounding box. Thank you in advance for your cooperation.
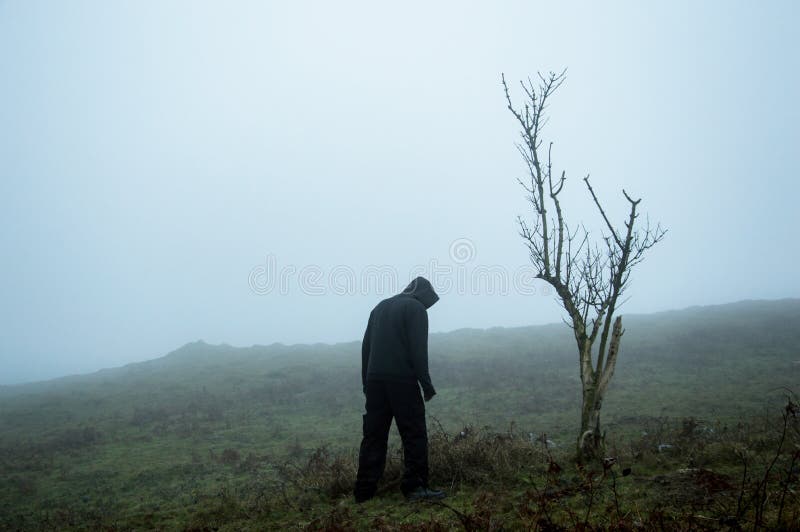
[1,1,798,385]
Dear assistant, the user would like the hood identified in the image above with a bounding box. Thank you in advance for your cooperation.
[401,276,439,309]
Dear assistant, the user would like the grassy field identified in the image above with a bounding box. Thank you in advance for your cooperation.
[1,298,799,530]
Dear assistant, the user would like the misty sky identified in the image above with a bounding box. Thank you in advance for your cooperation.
[1,1,798,385]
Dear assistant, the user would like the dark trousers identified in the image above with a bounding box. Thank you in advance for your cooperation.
[354,380,428,500]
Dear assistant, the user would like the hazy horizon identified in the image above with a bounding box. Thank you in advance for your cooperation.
[2,1,799,385]
[2,296,795,388]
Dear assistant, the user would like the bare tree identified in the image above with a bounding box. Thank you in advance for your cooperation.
[502,70,666,461]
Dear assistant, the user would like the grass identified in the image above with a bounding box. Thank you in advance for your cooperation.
[1,298,799,529]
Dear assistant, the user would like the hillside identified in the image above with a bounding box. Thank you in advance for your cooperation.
[1,298,799,530]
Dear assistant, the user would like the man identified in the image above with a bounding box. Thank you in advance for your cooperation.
[354,276,446,503]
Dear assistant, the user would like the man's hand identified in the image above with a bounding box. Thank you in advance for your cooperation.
[424,390,436,402]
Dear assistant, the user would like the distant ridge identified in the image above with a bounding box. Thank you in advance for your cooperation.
[154,297,800,359]
[2,298,798,391]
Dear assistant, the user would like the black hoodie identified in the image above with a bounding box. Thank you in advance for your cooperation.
[361,276,439,397]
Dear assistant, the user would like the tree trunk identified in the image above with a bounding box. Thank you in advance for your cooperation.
[576,317,623,462]
[577,383,604,461]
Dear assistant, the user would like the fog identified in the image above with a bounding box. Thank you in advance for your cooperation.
[1,0,798,385]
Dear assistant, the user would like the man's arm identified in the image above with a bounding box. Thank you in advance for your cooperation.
[361,313,372,394]
[407,303,436,400]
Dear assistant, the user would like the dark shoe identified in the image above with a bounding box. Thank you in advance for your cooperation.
[354,493,373,504]
[405,487,446,502]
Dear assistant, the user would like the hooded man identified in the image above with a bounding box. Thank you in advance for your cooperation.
[353,276,446,503]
